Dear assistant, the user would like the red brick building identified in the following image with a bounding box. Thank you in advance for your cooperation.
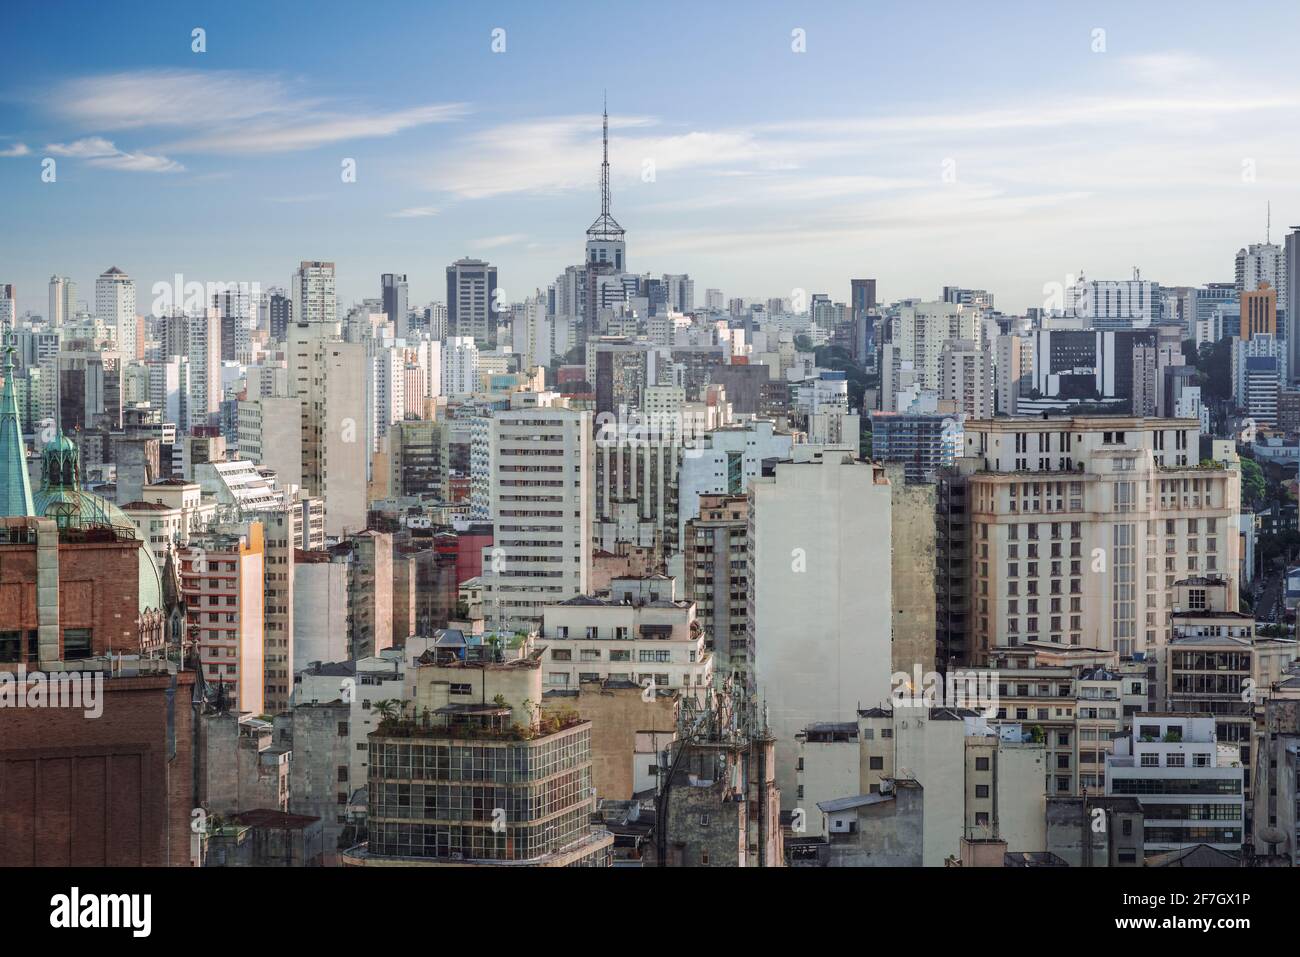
[0,666,198,866]
[0,436,198,866]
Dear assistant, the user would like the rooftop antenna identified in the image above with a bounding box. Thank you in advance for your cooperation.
[586,92,624,242]
[1266,201,1271,244]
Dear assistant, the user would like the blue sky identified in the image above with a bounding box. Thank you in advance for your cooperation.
[3,0,1299,317]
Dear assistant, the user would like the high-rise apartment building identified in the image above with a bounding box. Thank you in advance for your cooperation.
[684,493,750,679]
[442,335,479,396]
[887,300,982,392]
[749,455,895,806]
[370,344,405,451]
[95,266,136,359]
[48,275,76,328]
[958,417,1241,663]
[1232,334,1286,424]
[179,524,266,714]
[213,287,252,361]
[994,334,1026,415]
[938,339,993,419]
[478,407,591,631]
[446,258,498,347]
[268,288,292,341]
[288,326,369,536]
[388,419,447,500]
[187,310,222,430]
[1286,227,1300,384]
[1236,242,1285,310]
[869,411,962,484]
[381,272,409,339]
[1166,576,1296,828]
[663,273,693,313]
[291,260,336,329]
[1065,275,1163,329]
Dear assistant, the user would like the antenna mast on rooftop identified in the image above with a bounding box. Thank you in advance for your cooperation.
[586,93,624,242]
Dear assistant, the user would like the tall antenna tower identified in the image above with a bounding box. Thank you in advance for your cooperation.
[586,93,625,242]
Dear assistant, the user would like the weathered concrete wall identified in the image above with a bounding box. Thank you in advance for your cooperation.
[887,464,936,677]
[543,683,678,801]
[286,701,353,864]
[821,781,924,866]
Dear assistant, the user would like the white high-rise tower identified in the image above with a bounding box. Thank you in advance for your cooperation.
[95,267,136,358]
[292,260,337,331]
[48,275,76,327]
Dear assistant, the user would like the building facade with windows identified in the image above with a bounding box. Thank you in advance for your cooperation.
[348,652,613,867]
[538,576,710,699]
[960,417,1241,662]
[1105,713,1245,856]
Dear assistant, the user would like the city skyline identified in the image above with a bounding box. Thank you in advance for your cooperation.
[4,0,1300,315]
[3,0,1300,896]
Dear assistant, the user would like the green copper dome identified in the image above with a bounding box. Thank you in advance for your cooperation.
[31,430,164,615]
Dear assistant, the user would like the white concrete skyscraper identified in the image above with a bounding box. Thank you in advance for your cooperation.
[1236,242,1285,311]
[442,336,479,396]
[664,273,694,313]
[479,406,592,631]
[186,310,221,429]
[749,455,895,807]
[48,276,75,328]
[292,260,337,329]
[95,266,136,358]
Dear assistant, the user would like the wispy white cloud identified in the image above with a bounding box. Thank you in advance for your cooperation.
[45,137,120,158]
[45,136,182,172]
[0,142,30,157]
[40,69,467,158]
[49,71,309,130]
[167,103,468,154]
[415,67,1297,217]
[389,205,441,218]
[423,115,768,199]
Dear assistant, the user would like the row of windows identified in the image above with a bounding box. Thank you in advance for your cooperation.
[370,770,589,824]
[1110,778,1241,795]
[368,805,592,861]
[551,648,676,663]
[369,732,590,784]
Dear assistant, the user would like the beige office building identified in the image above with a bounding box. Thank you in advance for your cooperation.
[962,417,1241,662]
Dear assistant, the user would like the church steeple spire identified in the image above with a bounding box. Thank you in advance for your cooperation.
[0,339,36,518]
